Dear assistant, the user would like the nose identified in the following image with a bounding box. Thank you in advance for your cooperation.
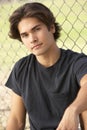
[29,33,37,44]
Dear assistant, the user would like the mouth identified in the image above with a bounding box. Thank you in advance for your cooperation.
[32,43,42,50]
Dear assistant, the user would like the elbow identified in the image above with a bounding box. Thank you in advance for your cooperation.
[18,121,25,130]
[6,119,25,130]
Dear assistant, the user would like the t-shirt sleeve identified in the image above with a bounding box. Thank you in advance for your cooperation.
[73,54,87,85]
[5,61,22,96]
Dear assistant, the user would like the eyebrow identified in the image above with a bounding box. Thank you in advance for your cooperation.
[20,24,41,36]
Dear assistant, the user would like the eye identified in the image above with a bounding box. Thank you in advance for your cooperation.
[35,27,41,31]
[21,33,28,38]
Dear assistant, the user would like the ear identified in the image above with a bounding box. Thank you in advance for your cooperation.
[50,24,55,33]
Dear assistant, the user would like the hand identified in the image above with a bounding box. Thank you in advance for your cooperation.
[56,106,79,130]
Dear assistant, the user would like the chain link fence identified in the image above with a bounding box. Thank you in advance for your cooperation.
[0,0,87,129]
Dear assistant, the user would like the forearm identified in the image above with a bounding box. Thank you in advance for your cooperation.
[56,77,87,130]
[56,86,87,130]
[80,110,87,130]
[6,124,24,130]
[6,117,25,130]
[70,85,87,115]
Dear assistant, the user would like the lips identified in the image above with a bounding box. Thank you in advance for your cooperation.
[32,43,42,50]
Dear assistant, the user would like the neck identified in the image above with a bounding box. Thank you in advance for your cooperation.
[36,45,61,67]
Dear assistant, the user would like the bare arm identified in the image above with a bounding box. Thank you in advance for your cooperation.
[80,110,87,130]
[6,91,26,130]
[56,74,87,130]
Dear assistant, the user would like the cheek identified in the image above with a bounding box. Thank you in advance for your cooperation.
[43,33,54,43]
[22,40,31,50]
[39,31,50,42]
[25,43,30,49]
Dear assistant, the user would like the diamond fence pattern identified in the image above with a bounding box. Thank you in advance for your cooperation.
[0,0,87,129]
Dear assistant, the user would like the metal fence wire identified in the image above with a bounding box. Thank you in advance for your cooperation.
[0,0,87,129]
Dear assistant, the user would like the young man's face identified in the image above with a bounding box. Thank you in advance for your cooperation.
[18,17,56,56]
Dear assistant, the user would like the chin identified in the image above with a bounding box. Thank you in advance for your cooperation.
[33,51,44,57]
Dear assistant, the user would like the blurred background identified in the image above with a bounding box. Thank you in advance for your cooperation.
[0,0,87,129]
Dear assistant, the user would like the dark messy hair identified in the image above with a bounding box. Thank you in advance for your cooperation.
[9,2,61,42]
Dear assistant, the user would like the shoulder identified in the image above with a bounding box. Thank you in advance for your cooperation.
[61,49,87,62]
[13,54,36,74]
[16,54,35,67]
[60,49,87,72]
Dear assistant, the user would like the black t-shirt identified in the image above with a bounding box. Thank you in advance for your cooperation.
[5,49,87,130]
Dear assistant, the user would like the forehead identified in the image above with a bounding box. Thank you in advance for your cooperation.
[18,17,43,33]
